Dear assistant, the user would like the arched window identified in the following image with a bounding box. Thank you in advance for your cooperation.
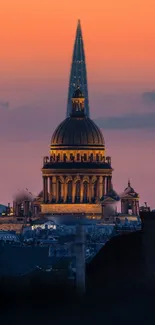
[90,153,93,161]
[83,181,88,202]
[63,153,67,162]
[75,181,80,203]
[96,154,99,162]
[77,153,80,161]
[84,154,87,161]
[128,203,132,215]
[67,181,72,202]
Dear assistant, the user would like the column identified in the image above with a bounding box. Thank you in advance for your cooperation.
[43,176,48,203]
[102,203,105,218]
[49,177,53,202]
[56,177,59,202]
[106,176,109,194]
[72,181,76,203]
[92,181,94,201]
[61,181,64,202]
[80,178,84,203]
[136,201,140,216]
[106,176,112,194]
[102,176,106,197]
[24,201,29,217]
[132,200,136,215]
[13,201,16,216]
[15,203,21,217]
[99,176,103,199]
[64,180,67,203]
[108,176,112,192]
[122,199,127,214]
[88,177,92,203]
[52,176,56,202]
[96,177,99,201]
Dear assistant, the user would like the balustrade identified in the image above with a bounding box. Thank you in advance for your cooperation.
[46,152,109,164]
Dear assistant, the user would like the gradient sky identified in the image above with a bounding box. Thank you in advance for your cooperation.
[0,0,155,208]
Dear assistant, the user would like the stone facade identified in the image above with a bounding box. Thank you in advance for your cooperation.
[121,181,140,216]
[41,203,101,215]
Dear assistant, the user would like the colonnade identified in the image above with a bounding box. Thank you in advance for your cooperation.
[43,175,112,203]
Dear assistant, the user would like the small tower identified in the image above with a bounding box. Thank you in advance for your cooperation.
[121,180,139,216]
[101,184,120,218]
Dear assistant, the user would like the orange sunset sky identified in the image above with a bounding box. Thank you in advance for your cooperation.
[0,0,155,84]
[0,0,155,208]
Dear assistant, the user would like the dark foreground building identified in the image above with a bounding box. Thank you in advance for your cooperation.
[1,218,155,324]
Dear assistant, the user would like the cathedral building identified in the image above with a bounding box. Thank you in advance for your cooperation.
[38,20,140,219]
[11,20,140,221]
[39,20,114,217]
[41,86,113,217]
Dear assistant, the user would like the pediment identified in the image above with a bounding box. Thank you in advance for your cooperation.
[101,197,117,204]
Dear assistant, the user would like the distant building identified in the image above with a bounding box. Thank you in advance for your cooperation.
[0,204,7,215]
[101,185,120,218]
[140,202,151,212]
[121,181,139,216]
[0,230,19,242]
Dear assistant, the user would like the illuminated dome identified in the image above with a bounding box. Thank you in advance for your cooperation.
[51,85,105,148]
[51,116,105,148]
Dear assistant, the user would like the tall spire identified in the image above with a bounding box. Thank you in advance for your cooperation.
[66,19,90,117]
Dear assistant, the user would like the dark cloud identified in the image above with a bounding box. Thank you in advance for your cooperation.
[0,101,9,109]
[94,112,155,130]
[142,91,155,104]
[0,90,155,142]
[0,102,64,142]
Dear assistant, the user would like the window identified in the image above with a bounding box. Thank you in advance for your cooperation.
[94,182,98,198]
[90,153,93,161]
[63,153,67,161]
[75,181,81,202]
[77,153,80,161]
[83,182,88,202]
[67,181,72,202]
[84,154,87,161]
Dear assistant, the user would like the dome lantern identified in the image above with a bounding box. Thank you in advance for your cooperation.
[71,85,85,117]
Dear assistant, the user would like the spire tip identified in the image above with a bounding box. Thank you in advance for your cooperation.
[77,19,81,28]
